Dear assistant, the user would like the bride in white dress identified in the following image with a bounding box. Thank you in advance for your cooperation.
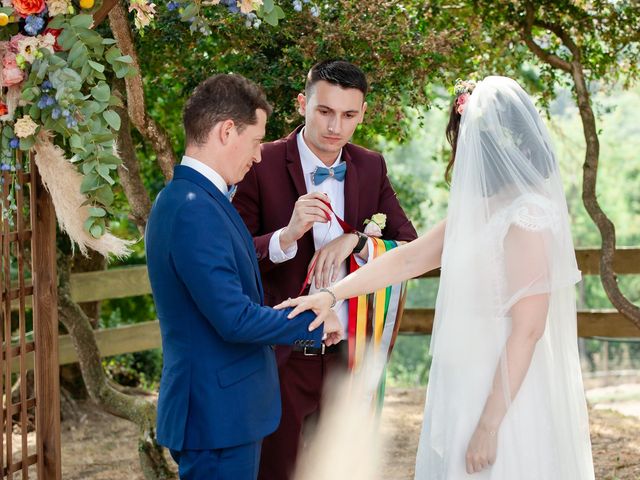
[278,76,595,479]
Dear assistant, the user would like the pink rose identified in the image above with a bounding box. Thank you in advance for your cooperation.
[2,53,25,87]
[456,92,470,115]
[9,34,28,53]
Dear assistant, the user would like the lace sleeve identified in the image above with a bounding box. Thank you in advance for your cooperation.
[510,195,560,233]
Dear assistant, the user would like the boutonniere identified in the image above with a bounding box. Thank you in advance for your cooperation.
[363,213,386,238]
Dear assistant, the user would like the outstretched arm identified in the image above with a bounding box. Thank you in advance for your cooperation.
[278,220,446,323]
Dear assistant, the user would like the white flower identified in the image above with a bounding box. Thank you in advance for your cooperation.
[46,0,70,16]
[17,36,41,64]
[128,0,156,29]
[14,115,39,138]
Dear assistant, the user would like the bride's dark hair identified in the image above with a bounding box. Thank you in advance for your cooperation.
[444,102,462,183]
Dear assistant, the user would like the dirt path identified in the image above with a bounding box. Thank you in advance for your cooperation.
[60,387,640,479]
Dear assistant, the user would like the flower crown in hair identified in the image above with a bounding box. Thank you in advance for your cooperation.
[453,78,476,115]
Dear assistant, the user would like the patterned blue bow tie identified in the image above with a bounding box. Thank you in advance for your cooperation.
[311,163,347,185]
[226,184,237,201]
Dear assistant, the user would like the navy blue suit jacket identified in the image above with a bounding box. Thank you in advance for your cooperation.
[146,165,323,451]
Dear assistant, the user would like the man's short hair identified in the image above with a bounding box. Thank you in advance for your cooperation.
[183,74,272,146]
[304,60,368,99]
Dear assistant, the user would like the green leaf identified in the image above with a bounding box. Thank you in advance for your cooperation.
[0,6,15,15]
[91,82,110,102]
[82,160,96,174]
[263,0,274,12]
[47,16,66,29]
[94,185,114,206]
[70,134,84,150]
[77,28,103,49]
[97,152,121,165]
[67,41,86,65]
[264,9,279,26]
[114,55,134,64]
[70,14,93,29]
[80,172,100,193]
[105,46,121,64]
[19,136,35,151]
[96,164,115,185]
[58,29,77,51]
[83,217,95,232]
[102,110,121,131]
[88,60,105,73]
[89,206,106,217]
[90,224,104,238]
[2,127,13,139]
[102,38,117,45]
[274,5,285,19]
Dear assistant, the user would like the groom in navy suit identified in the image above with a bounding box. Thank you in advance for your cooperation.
[145,74,342,480]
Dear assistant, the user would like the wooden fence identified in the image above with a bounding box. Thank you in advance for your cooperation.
[7,247,639,373]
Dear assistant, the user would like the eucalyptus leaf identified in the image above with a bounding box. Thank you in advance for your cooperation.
[91,82,111,102]
[102,110,121,131]
[89,206,106,217]
[19,136,35,151]
[88,60,105,73]
[90,224,104,239]
[94,185,114,206]
[70,14,93,29]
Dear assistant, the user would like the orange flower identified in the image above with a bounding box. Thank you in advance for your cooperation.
[12,0,46,17]
[0,103,7,116]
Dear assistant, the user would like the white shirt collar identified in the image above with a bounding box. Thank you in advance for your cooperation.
[296,128,343,175]
[181,155,228,195]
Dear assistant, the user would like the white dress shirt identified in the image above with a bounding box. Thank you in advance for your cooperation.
[268,129,354,334]
[181,155,229,196]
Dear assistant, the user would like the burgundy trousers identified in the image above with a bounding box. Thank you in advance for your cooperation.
[258,347,348,480]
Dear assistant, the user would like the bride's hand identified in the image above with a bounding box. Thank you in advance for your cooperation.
[465,422,497,474]
[275,292,334,320]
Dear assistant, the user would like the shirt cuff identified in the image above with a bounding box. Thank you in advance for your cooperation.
[269,228,298,264]
[353,238,374,267]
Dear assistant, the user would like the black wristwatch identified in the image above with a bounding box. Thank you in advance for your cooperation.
[351,231,368,255]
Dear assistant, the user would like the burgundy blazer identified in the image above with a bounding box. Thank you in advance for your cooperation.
[234,125,418,310]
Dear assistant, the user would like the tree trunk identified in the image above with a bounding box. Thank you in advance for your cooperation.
[57,250,175,480]
[521,0,640,329]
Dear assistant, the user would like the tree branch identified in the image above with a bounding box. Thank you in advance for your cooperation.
[113,78,152,233]
[521,0,640,329]
[108,0,177,181]
[522,1,572,73]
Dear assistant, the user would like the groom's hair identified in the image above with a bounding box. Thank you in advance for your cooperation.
[183,74,272,146]
[305,60,368,99]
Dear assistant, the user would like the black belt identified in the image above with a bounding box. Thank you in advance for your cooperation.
[292,343,342,356]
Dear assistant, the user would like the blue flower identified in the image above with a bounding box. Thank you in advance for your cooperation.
[52,108,61,120]
[9,138,19,149]
[292,0,302,12]
[37,95,50,109]
[310,4,319,16]
[167,1,180,11]
[24,15,46,36]
[0,164,11,171]
[41,80,53,91]
[62,109,70,118]
[66,117,78,128]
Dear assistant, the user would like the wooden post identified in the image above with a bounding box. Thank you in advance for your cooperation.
[30,159,61,480]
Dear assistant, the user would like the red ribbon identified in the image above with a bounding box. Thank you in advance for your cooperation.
[298,199,354,296]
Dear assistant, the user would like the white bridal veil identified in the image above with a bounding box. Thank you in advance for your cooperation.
[415,76,594,479]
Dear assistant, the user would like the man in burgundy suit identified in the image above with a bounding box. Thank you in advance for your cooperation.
[233,60,417,480]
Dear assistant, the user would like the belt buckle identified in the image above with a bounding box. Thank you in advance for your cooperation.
[303,344,325,356]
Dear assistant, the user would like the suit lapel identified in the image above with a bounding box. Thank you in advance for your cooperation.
[174,166,264,301]
[343,147,359,229]
[285,126,308,198]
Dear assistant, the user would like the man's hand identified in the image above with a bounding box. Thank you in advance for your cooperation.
[312,308,343,346]
[279,192,332,251]
[307,233,359,289]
